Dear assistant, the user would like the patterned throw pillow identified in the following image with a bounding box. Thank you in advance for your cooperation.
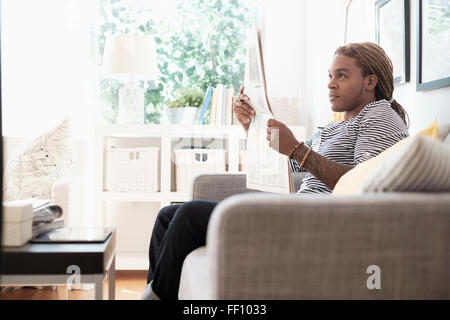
[4,118,75,201]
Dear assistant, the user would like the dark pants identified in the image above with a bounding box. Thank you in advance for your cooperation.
[147,200,218,300]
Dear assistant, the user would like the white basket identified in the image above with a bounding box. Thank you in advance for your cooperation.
[105,147,160,192]
[174,149,226,193]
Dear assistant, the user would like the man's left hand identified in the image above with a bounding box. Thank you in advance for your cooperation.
[266,119,299,156]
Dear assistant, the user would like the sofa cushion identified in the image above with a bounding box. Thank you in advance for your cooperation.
[438,123,450,143]
[333,133,450,194]
[419,118,438,139]
[4,118,75,201]
[178,247,210,300]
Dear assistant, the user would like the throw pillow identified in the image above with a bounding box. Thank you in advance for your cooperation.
[333,120,450,194]
[419,118,438,139]
[4,118,75,201]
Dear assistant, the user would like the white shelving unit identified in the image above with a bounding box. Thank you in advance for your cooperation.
[94,123,305,269]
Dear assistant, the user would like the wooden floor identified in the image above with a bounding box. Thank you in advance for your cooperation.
[0,270,148,300]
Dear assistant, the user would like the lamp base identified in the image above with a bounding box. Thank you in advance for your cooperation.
[117,81,144,124]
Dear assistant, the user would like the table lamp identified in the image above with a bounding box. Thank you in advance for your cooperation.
[102,34,158,124]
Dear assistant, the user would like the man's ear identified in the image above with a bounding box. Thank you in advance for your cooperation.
[366,74,378,91]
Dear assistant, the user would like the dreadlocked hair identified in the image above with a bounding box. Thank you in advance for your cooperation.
[335,42,410,128]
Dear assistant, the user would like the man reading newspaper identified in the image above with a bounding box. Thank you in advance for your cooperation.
[142,41,409,300]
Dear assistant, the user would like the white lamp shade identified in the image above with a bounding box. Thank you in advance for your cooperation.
[102,34,158,79]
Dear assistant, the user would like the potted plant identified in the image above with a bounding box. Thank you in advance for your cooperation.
[167,87,204,124]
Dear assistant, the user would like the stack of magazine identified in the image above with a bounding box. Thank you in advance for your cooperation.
[30,199,64,239]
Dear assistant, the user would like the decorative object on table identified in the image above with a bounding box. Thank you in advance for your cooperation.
[167,87,204,124]
[3,118,75,201]
[375,0,410,85]
[2,200,33,246]
[416,0,450,91]
[102,34,158,124]
[197,86,214,124]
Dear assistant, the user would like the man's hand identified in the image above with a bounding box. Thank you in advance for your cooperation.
[233,86,255,132]
[266,119,299,156]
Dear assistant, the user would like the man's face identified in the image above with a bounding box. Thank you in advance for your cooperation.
[328,54,368,112]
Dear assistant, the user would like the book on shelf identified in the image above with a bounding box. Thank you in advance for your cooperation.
[210,87,218,125]
[201,85,235,126]
[197,86,214,124]
[220,86,228,125]
[243,28,294,194]
[214,84,224,125]
[226,88,234,125]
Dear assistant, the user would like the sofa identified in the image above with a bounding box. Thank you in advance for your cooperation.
[178,170,450,299]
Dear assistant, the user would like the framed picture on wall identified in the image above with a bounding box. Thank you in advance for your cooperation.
[417,0,450,91]
[375,0,410,85]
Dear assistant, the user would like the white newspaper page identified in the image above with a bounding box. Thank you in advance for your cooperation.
[246,114,291,193]
[244,28,291,194]
[243,28,271,116]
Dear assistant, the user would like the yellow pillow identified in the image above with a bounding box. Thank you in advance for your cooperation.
[332,119,439,195]
[419,118,438,139]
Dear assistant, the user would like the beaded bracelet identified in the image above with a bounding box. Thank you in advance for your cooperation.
[299,147,312,168]
[288,141,303,158]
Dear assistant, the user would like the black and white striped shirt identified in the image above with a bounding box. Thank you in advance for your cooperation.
[290,99,409,195]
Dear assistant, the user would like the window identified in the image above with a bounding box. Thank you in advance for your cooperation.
[1,0,256,137]
[97,0,257,124]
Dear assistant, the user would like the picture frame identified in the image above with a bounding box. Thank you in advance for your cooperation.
[416,0,450,91]
[375,0,410,85]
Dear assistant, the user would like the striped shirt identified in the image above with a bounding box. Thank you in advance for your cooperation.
[290,99,409,195]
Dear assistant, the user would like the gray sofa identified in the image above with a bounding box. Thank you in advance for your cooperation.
[178,172,450,299]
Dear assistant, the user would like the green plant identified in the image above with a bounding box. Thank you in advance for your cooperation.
[168,87,204,108]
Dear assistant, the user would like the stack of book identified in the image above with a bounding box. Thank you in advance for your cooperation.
[30,199,65,239]
[197,85,237,125]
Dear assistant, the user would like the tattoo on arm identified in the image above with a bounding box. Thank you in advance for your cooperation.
[292,145,354,190]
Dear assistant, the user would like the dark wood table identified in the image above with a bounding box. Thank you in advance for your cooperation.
[0,229,116,300]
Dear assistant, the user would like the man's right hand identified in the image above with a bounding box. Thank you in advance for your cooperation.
[233,86,256,132]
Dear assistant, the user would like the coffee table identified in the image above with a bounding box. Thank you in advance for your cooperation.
[0,229,116,300]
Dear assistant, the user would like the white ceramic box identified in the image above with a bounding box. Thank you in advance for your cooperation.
[2,200,33,246]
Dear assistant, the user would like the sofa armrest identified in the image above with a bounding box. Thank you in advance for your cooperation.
[192,171,308,202]
[191,173,262,202]
[205,192,450,299]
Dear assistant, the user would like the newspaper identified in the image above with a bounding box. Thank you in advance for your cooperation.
[29,199,64,238]
[243,28,294,194]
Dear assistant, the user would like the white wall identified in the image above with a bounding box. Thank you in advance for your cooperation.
[303,0,348,136]
[346,0,450,134]
[1,0,100,138]
[258,0,305,127]
[262,0,450,137]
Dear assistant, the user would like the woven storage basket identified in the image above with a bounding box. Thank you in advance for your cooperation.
[174,149,226,193]
[105,147,160,192]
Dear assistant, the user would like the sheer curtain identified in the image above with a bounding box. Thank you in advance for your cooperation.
[1,0,100,227]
